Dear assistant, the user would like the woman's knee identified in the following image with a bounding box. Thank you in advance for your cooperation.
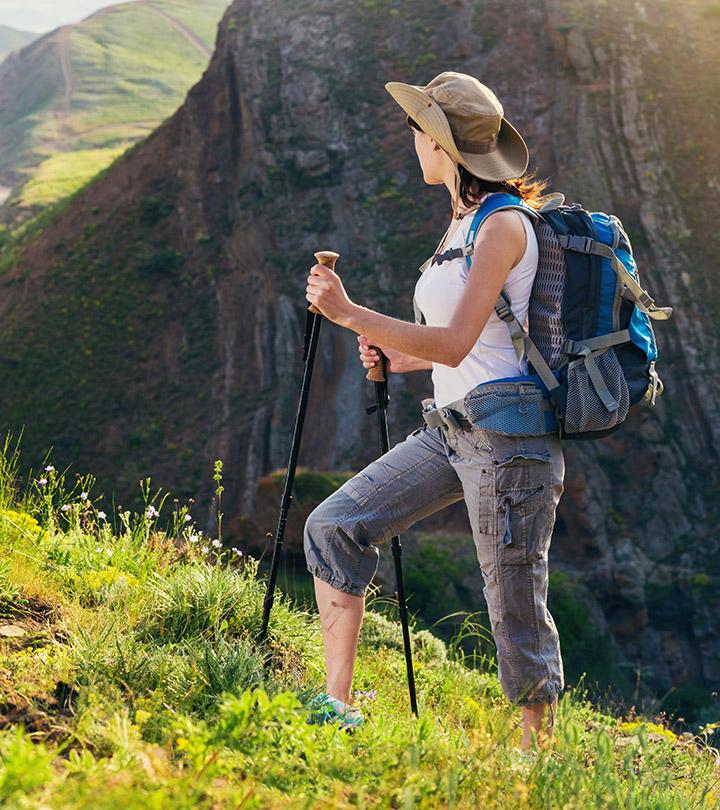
[303,491,379,594]
[303,495,342,565]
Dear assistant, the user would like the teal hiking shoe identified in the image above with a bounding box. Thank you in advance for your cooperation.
[510,746,539,773]
[306,691,365,733]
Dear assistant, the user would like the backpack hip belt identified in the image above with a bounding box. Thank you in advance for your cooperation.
[421,378,560,437]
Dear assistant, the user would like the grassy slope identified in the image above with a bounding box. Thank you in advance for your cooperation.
[147,0,224,46]
[18,147,129,207]
[0,25,36,64]
[0,0,227,211]
[0,446,718,808]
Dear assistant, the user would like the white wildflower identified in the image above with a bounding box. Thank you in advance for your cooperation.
[184,514,192,522]
[80,492,88,501]
[212,539,222,548]
[60,504,71,512]
[45,465,55,472]
[38,478,47,486]
[189,534,199,543]
[201,545,209,554]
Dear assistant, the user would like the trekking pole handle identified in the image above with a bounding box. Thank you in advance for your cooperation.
[308,249,385,381]
[366,346,386,383]
[308,251,340,314]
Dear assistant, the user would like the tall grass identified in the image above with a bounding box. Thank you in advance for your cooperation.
[0,435,718,808]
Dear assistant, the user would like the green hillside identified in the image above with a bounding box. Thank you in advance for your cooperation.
[0,443,718,807]
[0,0,228,217]
[0,24,36,63]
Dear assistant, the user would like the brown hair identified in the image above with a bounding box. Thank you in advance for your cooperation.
[406,114,552,211]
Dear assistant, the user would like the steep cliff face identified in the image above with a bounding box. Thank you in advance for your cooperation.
[0,0,718,712]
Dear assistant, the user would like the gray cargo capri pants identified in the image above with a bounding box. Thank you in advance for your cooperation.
[303,418,565,708]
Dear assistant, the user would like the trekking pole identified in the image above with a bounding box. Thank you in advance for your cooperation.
[365,350,419,717]
[256,250,340,645]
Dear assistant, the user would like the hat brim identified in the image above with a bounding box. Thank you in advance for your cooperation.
[384,80,529,181]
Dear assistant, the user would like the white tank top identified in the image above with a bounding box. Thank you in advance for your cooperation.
[414,202,539,409]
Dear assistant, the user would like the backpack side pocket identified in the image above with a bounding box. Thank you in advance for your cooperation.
[564,347,630,433]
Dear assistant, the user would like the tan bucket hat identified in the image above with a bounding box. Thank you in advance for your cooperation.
[384,71,529,219]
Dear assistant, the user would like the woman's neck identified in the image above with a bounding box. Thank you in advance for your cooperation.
[452,191,490,220]
[435,193,488,258]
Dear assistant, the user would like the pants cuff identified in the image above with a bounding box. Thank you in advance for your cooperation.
[306,564,367,597]
[512,679,563,707]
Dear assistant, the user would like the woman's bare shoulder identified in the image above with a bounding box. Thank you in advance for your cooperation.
[481,206,528,231]
[477,208,528,263]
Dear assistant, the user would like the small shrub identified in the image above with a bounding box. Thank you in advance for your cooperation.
[137,245,184,275]
[0,509,44,543]
[0,726,55,803]
[138,196,173,227]
[359,609,447,664]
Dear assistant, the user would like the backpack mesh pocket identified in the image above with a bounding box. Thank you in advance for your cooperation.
[564,348,630,433]
[464,382,550,436]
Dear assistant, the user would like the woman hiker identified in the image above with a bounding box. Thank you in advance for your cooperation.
[302,71,565,752]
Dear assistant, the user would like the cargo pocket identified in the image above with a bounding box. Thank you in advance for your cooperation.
[492,443,554,565]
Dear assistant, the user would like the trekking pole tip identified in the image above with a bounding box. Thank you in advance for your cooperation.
[309,251,341,314]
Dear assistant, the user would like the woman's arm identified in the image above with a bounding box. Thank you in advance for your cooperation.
[358,335,433,373]
[328,210,527,367]
[403,355,434,371]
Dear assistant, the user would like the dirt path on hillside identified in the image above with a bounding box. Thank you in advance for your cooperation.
[139,1,212,58]
[57,26,73,119]
[11,4,212,202]
[71,119,158,139]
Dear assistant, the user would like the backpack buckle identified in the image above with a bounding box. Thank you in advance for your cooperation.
[495,293,513,320]
[646,360,662,406]
[441,407,462,431]
[565,234,595,253]
[564,338,579,355]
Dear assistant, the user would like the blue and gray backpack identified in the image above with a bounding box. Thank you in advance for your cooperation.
[412,191,673,440]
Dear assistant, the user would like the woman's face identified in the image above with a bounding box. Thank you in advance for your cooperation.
[412,126,450,186]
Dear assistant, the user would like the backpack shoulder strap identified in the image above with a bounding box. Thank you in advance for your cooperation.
[458,193,560,394]
[463,192,542,270]
[427,192,542,269]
